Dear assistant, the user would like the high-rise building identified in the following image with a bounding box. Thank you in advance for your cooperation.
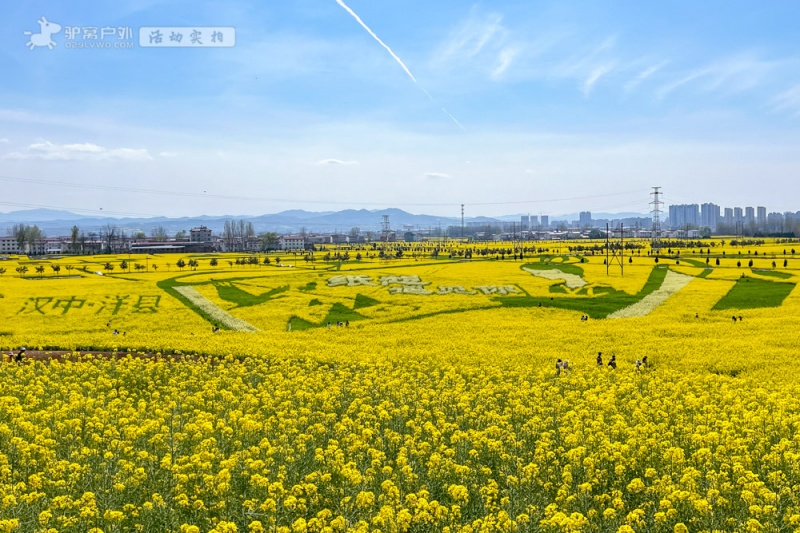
[530,215,539,227]
[723,208,733,226]
[520,215,530,230]
[768,212,784,232]
[540,215,549,228]
[668,204,699,229]
[745,207,755,225]
[757,206,766,227]
[579,211,592,227]
[700,203,720,230]
[733,207,743,223]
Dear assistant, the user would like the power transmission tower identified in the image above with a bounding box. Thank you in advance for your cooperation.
[381,215,390,242]
[650,187,663,252]
[606,223,625,276]
[461,204,465,239]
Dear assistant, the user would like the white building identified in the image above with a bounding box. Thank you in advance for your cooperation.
[0,237,18,254]
[279,235,306,251]
[190,226,213,242]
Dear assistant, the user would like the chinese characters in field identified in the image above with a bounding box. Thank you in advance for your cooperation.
[327,275,518,296]
[17,295,161,316]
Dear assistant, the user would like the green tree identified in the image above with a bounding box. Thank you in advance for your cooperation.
[10,223,44,254]
[151,226,168,241]
[260,232,279,251]
[210,258,218,267]
[51,264,61,276]
[70,225,80,254]
[15,265,28,277]
[35,265,45,276]
[176,259,186,270]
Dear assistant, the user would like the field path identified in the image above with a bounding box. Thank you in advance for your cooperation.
[607,269,693,318]
[522,267,587,288]
[174,286,259,331]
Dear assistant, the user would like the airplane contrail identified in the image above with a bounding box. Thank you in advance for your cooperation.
[334,0,466,131]
[441,107,465,130]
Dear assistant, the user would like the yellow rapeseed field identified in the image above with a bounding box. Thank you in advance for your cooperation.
[1,242,800,532]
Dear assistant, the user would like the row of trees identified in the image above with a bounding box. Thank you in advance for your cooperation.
[6,224,45,254]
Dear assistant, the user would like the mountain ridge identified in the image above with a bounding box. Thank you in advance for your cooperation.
[0,208,649,236]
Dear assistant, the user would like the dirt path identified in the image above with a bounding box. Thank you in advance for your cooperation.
[4,350,203,362]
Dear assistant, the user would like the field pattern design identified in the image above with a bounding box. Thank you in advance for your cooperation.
[2,243,800,532]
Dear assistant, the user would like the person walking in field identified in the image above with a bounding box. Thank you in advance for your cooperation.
[596,352,603,366]
[555,359,562,376]
[635,359,642,372]
[608,355,617,369]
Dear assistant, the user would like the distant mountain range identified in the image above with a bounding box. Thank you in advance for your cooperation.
[0,208,648,237]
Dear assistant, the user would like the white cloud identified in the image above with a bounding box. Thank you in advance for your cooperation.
[3,140,152,161]
[423,172,450,180]
[771,84,800,117]
[315,158,359,166]
[159,151,178,157]
[434,11,506,64]
[554,35,617,78]
[655,54,784,101]
[624,61,668,93]
[582,63,615,95]
[492,47,518,80]
[0,138,8,143]
[432,9,520,81]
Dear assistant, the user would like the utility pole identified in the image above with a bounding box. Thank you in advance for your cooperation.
[461,204,465,239]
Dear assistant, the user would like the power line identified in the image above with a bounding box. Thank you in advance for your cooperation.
[0,174,647,208]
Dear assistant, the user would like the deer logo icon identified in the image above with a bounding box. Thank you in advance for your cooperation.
[24,17,62,50]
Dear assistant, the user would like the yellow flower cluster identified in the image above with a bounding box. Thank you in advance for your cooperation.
[0,242,798,531]
[0,353,794,531]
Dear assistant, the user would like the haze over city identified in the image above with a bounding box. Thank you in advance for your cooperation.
[2,1,800,218]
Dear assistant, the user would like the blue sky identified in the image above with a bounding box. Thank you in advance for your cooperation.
[1,0,799,218]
